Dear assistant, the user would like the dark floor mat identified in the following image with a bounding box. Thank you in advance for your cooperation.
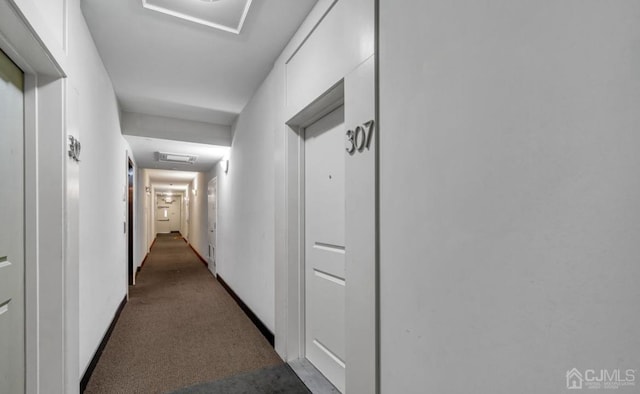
[168,365,311,394]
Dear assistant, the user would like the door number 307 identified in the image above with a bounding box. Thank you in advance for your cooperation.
[345,120,375,154]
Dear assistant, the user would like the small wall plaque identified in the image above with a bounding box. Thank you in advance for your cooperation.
[68,135,81,162]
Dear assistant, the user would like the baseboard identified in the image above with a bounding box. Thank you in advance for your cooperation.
[136,249,151,276]
[217,274,275,347]
[188,243,209,267]
[138,252,149,272]
[80,296,127,393]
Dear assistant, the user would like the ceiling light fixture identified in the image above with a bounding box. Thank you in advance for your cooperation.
[157,152,198,164]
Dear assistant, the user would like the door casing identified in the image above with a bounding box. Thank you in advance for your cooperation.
[0,1,73,392]
[283,56,377,393]
[127,157,135,287]
[0,46,25,394]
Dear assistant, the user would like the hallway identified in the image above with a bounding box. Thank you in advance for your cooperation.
[84,234,291,393]
[2,1,640,392]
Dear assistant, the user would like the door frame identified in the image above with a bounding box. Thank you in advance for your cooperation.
[207,177,218,276]
[0,44,27,394]
[0,1,72,392]
[282,57,378,393]
[126,156,135,286]
[301,103,348,391]
[285,81,345,364]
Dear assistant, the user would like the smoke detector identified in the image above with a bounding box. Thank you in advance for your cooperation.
[157,152,198,164]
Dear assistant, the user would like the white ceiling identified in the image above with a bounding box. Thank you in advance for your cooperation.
[125,134,229,172]
[147,169,198,192]
[82,0,316,186]
[142,0,252,34]
[81,0,317,122]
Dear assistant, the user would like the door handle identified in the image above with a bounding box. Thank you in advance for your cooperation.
[0,256,7,263]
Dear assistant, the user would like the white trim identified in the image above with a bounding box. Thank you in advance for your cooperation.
[64,78,80,394]
[2,0,66,76]
[23,70,40,394]
[235,0,253,34]
[313,242,345,254]
[283,81,345,366]
[141,0,252,34]
[280,57,378,394]
[0,2,68,392]
[313,269,345,287]
[313,339,346,369]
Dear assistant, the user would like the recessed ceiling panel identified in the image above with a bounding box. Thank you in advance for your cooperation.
[142,0,252,33]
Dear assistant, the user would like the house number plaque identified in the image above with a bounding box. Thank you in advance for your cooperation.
[68,135,81,162]
[345,120,374,154]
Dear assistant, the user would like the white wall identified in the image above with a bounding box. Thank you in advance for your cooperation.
[379,1,640,393]
[181,191,189,239]
[0,1,72,390]
[30,0,65,50]
[134,168,150,268]
[186,172,209,261]
[67,1,132,376]
[121,111,232,146]
[212,0,374,360]
[5,0,133,386]
[213,69,278,331]
[7,0,133,385]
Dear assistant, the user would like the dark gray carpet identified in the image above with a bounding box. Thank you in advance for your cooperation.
[168,364,311,394]
[84,234,283,393]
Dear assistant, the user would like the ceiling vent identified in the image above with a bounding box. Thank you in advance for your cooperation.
[157,152,198,164]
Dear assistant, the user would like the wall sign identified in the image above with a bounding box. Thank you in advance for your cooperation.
[345,120,374,154]
[68,135,81,162]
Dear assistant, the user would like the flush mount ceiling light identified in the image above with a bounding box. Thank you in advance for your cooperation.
[157,152,198,164]
[142,0,252,34]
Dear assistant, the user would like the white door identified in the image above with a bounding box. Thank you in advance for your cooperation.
[207,178,217,275]
[0,49,25,394]
[304,106,346,392]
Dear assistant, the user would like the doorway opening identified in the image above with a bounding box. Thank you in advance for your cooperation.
[127,159,134,286]
[283,57,377,393]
